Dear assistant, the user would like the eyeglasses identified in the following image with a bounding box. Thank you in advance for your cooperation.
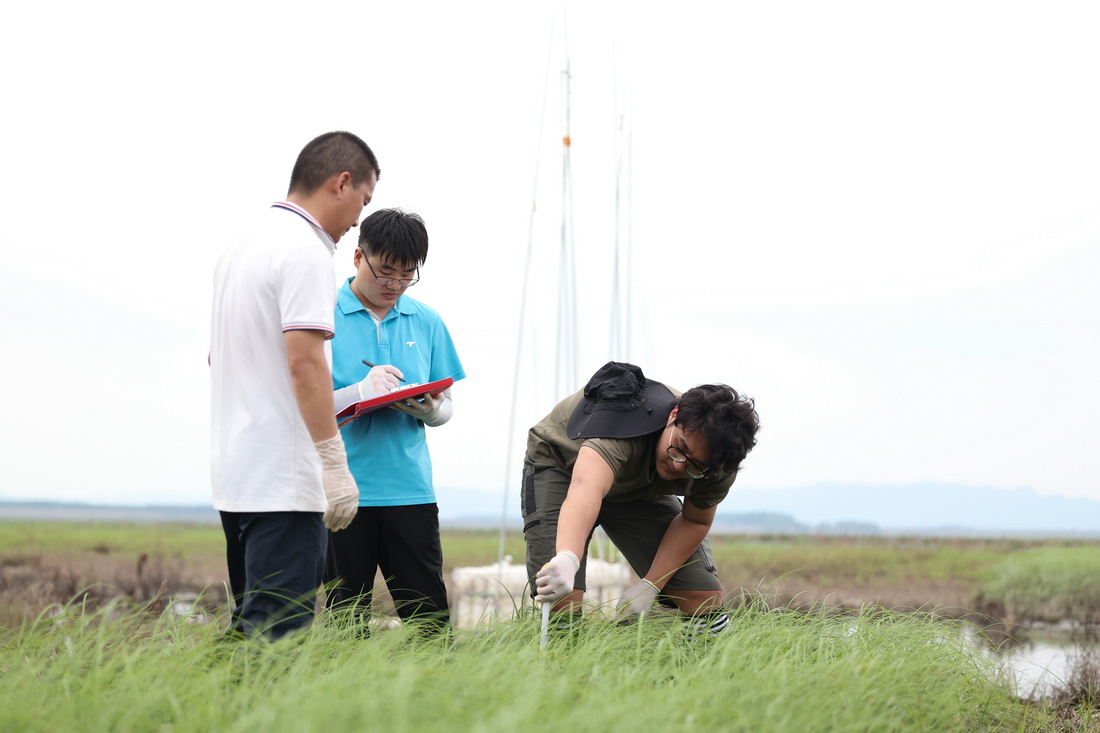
[666,426,711,479]
[362,252,419,288]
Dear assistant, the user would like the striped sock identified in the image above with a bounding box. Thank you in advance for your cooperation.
[550,611,584,637]
[686,610,731,639]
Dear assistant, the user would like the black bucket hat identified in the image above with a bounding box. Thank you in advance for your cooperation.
[566,361,677,440]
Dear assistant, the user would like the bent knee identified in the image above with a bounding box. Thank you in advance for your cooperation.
[668,589,723,616]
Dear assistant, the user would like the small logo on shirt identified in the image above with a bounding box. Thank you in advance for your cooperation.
[406,341,416,347]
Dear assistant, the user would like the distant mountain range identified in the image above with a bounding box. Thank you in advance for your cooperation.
[3,482,1097,536]
[723,482,1100,534]
[0,501,220,524]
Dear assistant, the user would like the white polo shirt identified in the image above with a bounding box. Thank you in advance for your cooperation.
[210,203,337,512]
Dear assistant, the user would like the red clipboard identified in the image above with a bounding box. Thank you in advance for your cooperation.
[336,377,454,427]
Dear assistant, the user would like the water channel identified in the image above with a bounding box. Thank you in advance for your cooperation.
[966,622,1084,699]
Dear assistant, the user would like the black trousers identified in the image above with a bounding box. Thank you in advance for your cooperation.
[324,504,449,629]
[220,510,326,640]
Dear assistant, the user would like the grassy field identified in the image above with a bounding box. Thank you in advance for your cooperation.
[0,521,227,629]
[3,522,1100,628]
[0,593,1063,732]
[2,521,1100,625]
[3,521,1100,730]
[980,546,1100,625]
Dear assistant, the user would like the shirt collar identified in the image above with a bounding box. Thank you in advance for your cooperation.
[271,201,336,250]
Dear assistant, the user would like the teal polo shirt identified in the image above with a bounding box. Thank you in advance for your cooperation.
[331,278,466,506]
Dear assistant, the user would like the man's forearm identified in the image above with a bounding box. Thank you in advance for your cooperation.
[556,487,603,558]
[644,514,711,590]
[291,361,339,442]
[285,330,339,443]
[555,447,615,558]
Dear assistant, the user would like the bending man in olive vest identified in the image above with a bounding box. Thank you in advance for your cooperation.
[522,361,760,636]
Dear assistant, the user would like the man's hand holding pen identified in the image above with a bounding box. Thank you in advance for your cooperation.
[356,361,404,400]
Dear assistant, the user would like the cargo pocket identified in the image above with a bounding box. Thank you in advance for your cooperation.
[521,465,537,516]
[697,538,718,574]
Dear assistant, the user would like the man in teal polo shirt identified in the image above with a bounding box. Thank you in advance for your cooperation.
[325,208,465,635]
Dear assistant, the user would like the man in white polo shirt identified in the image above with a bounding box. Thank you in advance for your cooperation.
[210,131,380,640]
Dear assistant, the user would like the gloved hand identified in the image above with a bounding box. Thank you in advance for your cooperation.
[614,579,660,622]
[314,432,359,532]
[390,391,452,426]
[534,550,580,603]
[357,364,404,400]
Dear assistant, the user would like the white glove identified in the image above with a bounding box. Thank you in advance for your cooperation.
[389,391,453,427]
[614,579,660,622]
[314,433,359,532]
[534,550,580,603]
[357,364,404,400]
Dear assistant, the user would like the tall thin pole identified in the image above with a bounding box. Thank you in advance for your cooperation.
[610,69,633,362]
[556,59,579,399]
[498,15,559,570]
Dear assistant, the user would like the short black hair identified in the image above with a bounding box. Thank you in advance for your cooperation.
[288,131,380,196]
[675,385,760,474]
[359,209,429,266]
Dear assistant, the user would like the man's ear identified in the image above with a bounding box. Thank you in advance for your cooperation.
[331,170,353,195]
[667,406,678,425]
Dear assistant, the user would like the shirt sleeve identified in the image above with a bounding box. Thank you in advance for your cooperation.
[276,245,336,338]
[685,472,736,510]
[580,437,631,476]
[427,313,466,383]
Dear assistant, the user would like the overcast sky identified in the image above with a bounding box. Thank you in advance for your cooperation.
[2,1,1098,523]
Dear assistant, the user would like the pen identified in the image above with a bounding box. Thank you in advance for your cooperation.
[362,359,407,382]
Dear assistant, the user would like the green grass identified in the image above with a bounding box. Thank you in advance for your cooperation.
[0,521,223,558]
[0,521,1080,592]
[0,523,527,570]
[436,529,528,567]
[981,547,1100,624]
[5,522,1098,729]
[709,535,1012,586]
[0,599,1046,732]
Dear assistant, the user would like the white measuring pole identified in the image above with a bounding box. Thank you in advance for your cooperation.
[539,601,552,650]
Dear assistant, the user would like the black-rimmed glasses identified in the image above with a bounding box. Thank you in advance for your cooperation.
[666,427,711,479]
[362,253,419,288]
